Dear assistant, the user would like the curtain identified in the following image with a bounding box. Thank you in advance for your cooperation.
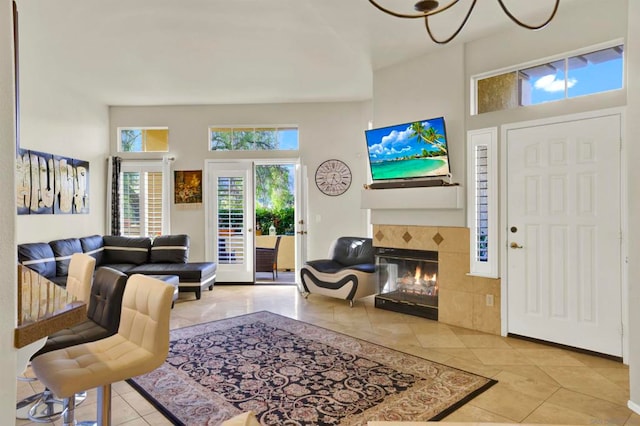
[106,156,122,236]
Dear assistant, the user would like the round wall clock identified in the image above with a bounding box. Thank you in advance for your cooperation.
[315,159,352,196]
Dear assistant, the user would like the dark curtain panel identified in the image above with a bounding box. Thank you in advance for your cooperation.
[110,156,122,235]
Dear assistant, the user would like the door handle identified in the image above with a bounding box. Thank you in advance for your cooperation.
[297,231,307,235]
[510,242,523,249]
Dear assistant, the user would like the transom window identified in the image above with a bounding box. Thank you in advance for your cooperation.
[473,43,624,115]
[118,128,169,153]
[209,126,299,151]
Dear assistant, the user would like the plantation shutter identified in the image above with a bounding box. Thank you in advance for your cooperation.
[120,162,168,238]
[474,145,489,263]
[217,176,246,264]
[146,172,164,237]
[467,128,498,278]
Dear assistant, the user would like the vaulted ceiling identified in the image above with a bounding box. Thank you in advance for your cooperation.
[14,0,574,106]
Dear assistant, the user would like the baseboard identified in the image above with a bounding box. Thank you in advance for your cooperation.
[628,399,640,414]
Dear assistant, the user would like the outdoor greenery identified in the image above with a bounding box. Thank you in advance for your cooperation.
[211,128,277,151]
[255,164,295,235]
[121,130,140,152]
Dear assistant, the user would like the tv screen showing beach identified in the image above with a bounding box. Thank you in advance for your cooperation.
[365,117,450,181]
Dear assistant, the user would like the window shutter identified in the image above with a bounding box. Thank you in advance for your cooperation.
[467,128,498,278]
[119,162,167,238]
[217,176,246,264]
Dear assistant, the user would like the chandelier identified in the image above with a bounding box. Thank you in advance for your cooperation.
[368,0,560,44]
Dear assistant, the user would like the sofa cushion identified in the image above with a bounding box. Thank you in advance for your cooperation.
[18,243,56,278]
[49,238,83,277]
[150,234,189,263]
[100,263,138,274]
[130,262,217,283]
[80,235,104,265]
[102,236,151,265]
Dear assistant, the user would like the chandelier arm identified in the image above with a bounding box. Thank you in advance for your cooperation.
[368,0,462,20]
[496,0,560,30]
[424,0,477,44]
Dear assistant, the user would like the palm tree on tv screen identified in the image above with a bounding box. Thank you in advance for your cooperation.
[409,122,447,155]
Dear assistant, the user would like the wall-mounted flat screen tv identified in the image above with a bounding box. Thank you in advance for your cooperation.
[364,116,450,181]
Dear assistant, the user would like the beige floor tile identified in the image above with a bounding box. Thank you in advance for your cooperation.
[492,370,559,400]
[516,348,588,367]
[457,334,512,348]
[496,365,562,386]
[594,367,632,388]
[471,348,534,366]
[142,411,177,425]
[543,388,632,425]
[466,382,545,422]
[540,366,629,406]
[442,403,517,422]
[524,401,611,425]
[626,412,640,426]
[16,284,635,426]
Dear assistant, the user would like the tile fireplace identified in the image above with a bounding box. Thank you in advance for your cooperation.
[372,224,501,334]
[375,247,439,320]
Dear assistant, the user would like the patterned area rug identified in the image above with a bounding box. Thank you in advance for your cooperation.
[127,311,496,425]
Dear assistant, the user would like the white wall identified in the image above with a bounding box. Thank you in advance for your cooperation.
[15,0,109,243]
[371,44,466,226]
[0,0,18,422]
[109,101,372,261]
[626,0,640,413]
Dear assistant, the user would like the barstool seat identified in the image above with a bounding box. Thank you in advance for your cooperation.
[31,274,174,426]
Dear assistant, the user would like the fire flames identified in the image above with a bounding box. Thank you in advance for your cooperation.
[398,265,438,296]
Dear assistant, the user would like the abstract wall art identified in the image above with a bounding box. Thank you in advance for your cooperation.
[16,148,90,215]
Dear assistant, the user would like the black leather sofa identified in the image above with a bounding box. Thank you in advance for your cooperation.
[18,234,217,300]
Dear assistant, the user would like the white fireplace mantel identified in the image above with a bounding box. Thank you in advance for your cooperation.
[360,185,464,210]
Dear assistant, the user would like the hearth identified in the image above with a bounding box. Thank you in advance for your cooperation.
[375,247,439,320]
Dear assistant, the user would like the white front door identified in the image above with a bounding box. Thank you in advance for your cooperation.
[506,113,622,356]
[205,161,254,282]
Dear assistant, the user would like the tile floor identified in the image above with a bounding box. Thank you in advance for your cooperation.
[16,284,640,426]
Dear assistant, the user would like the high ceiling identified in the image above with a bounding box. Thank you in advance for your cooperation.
[14,0,572,106]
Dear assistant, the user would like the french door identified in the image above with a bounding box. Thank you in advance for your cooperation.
[505,112,623,356]
[205,159,306,283]
[205,161,254,282]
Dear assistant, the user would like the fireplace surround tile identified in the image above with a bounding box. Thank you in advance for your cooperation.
[372,224,501,335]
[437,226,472,254]
[473,293,501,334]
[438,288,475,329]
[438,252,471,291]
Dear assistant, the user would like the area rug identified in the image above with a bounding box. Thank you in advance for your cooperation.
[127,311,496,425]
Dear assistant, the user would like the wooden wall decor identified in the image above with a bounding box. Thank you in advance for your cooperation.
[16,148,90,215]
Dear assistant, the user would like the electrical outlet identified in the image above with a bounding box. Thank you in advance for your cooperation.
[485,294,494,307]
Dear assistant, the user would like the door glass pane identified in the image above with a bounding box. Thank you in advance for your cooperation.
[217,176,245,264]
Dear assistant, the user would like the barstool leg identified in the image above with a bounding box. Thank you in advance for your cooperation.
[61,396,75,426]
[98,384,112,426]
[76,384,111,426]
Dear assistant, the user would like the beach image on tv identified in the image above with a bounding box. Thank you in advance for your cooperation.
[365,117,450,180]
